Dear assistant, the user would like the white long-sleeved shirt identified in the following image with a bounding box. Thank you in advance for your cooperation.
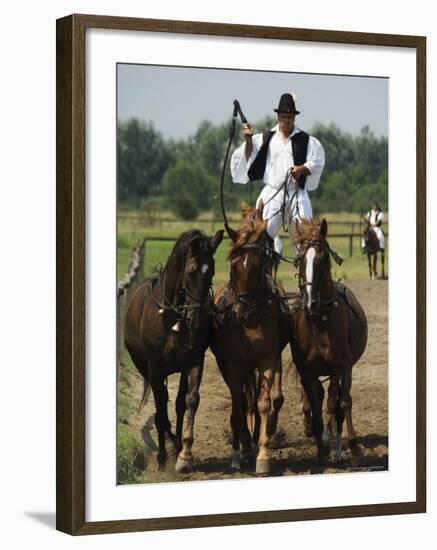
[230,124,325,191]
[366,209,384,226]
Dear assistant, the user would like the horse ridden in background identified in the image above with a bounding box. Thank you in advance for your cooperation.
[211,201,290,474]
[124,229,224,472]
[362,216,386,280]
[289,218,368,465]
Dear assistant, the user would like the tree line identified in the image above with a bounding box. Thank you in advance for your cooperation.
[117,116,388,219]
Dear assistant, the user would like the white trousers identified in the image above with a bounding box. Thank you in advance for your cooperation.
[256,184,313,254]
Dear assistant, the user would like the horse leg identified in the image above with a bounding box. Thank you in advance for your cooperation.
[175,359,204,473]
[301,385,313,437]
[267,359,284,437]
[172,371,188,453]
[381,250,386,279]
[150,375,171,466]
[373,253,378,279]
[339,366,361,466]
[326,375,339,441]
[334,399,346,462]
[243,373,257,462]
[301,374,328,464]
[239,386,255,464]
[252,374,261,445]
[367,254,372,279]
[228,378,248,471]
[256,368,273,474]
[245,371,257,437]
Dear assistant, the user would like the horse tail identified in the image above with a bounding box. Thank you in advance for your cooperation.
[137,379,151,414]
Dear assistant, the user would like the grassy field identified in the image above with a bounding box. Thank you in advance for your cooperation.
[117,210,389,285]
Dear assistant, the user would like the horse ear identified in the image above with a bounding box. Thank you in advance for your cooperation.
[210,229,224,252]
[225,225,238,242]
[240,201,251,216]
[256,199,264,220]
[320,218,328,238]
[256,219,268,238]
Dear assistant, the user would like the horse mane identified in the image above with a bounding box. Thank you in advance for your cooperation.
[166,229,212,269]
[228,211,267,258]
[292,218,325,244]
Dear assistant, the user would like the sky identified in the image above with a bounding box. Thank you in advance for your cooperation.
[117,63,388,139]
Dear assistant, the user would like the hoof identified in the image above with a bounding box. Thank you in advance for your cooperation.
[231,449,241,471]
[242,442,257,462]
[317,442,330,465]
[350,450,362,468]
[349,439,362,467]
[175,455,193,473]
[256,459,270,475]
[334,450,343,462]
[157,450,167,464]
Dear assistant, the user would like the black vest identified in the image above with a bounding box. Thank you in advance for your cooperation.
[247,129,310,187]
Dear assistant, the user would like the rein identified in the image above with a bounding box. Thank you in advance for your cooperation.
[146,254,212,326]
[294,238,344,267]
[262,171,300,233]
[221,237,287,319]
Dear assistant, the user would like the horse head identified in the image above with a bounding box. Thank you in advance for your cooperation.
[226,201,269,321]
[293,218,332,316]
[179,230,224,340]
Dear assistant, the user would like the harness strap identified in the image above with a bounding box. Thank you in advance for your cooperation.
[335,285,360,319]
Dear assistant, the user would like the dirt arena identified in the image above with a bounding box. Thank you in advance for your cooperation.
[119,279,388,483]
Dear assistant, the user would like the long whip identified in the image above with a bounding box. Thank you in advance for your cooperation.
[219,100,248,228]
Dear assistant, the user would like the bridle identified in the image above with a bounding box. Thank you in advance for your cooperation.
[295,238,343,315]
[227,236,277,316]
[147,250,213,326]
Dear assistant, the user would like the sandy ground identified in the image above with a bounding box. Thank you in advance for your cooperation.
[119,279,388,483]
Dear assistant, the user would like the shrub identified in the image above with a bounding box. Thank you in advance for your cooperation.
[117,425,144,484]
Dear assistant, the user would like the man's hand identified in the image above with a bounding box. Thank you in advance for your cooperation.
[242,123,253,140]
[290,165,310,180]
[243,123,253,161]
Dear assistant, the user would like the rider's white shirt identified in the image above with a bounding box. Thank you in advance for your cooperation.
[367,209,385,226]
[230,124,325,254]
[365,209,385,249]
[230,124,325,191]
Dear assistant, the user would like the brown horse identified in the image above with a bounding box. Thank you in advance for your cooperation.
[124,229,224,472]
[290,218,368,465]
[211,201,290,474]
[362,219,386,280]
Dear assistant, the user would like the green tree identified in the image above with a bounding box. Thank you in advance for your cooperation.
[117,118,172,205]
[162,159,215,220]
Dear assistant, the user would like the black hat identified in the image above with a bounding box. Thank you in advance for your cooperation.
[274,93,300,115]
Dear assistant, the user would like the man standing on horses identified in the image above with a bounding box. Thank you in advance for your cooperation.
[230,92,325,254]
[361,201,386,252]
